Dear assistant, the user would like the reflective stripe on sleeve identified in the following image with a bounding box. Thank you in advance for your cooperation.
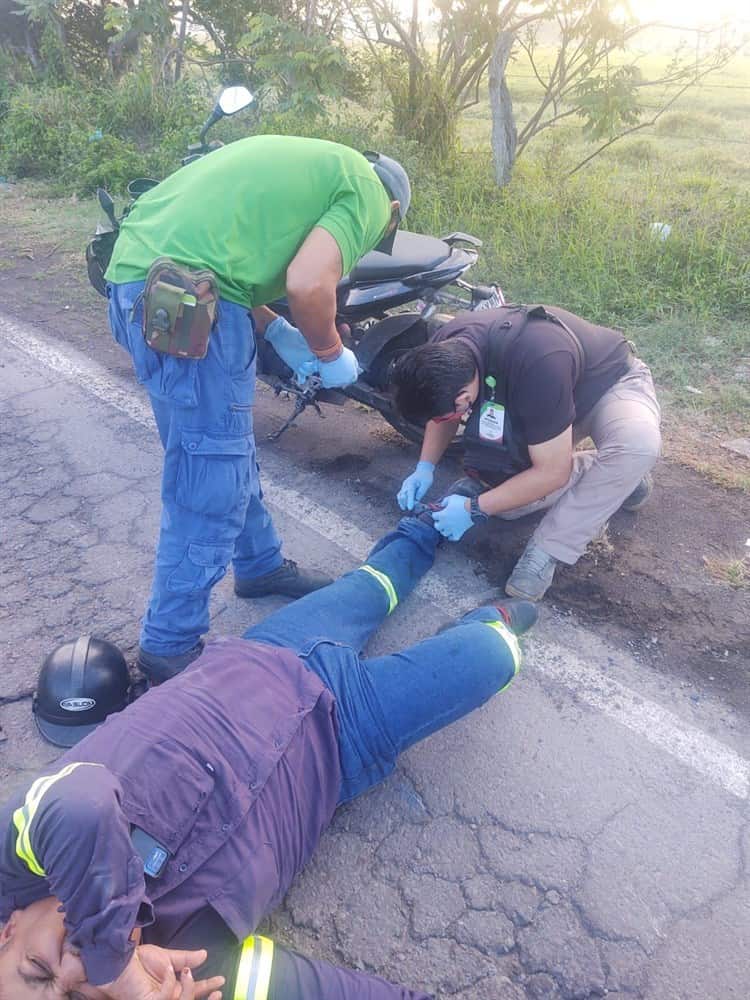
[359,564,398,614]
[234,935,275,1000]
[484,619,522,690]
[12,762,102,877]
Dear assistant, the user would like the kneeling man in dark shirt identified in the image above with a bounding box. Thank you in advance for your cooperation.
[393,305,662,600]
[0,517,535,1000]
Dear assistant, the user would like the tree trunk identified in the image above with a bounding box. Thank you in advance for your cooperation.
[488,30,517,187]
[174,0,190,83]
[304,0,318,35]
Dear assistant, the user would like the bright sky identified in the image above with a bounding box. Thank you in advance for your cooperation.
[404,0,750,32]
[627,0,749,28]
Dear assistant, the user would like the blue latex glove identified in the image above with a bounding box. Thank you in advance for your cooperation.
[265,316,320,385]
[397,460,435,510]
[319,346,360,389]
[431,494,473,541]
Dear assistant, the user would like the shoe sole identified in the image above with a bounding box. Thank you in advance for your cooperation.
[619,495,651,512]
[505,579,548,602]
[234,581,332,599]
[619,475,653,512]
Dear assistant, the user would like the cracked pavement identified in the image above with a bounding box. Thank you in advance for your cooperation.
[1,319,749,999]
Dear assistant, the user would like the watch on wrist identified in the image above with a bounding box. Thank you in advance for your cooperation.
[469,494,489,524]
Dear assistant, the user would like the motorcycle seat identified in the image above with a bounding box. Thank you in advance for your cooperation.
[349,231,452,282]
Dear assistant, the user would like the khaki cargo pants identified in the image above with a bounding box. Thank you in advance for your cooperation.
[497,359,662,564]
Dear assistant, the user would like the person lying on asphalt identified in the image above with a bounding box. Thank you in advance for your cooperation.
[0,514,536,1000]
[392,304,661,601]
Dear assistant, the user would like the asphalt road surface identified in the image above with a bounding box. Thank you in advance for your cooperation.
[1,313,749,1000]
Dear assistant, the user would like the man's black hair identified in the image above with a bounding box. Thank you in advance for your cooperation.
[392,340,477,424]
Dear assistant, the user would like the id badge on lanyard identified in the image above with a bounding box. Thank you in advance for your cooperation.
[479,375,505,442]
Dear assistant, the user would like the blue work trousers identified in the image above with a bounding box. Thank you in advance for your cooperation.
[108,281,283,657]
[244,518,522,802]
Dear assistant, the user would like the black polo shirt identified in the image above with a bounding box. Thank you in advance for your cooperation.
[433,305,632,445]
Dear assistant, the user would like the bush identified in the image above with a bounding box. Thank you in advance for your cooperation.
[0,71,213,193]
[0,84,92,178]
[655,111,725,138]
[612,138,658,165]
[96,70,207,148]
[70,134,152,195]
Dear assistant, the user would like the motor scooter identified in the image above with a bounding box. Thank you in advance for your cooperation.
[86,85,505,447]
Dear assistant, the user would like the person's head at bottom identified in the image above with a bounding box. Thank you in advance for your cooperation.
[0,901,222,999]
[0,898,107,999]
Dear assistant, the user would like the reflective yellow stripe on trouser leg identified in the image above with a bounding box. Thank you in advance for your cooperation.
[234,935,274,1000]
[483,619,522,692]
[359,564,398,614]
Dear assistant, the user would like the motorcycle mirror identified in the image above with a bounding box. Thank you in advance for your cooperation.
[218,86,254,116]
[199,86,252,146]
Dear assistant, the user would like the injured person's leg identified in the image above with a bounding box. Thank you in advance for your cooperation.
[308,595,537,803]
[243,516,442,656]
[361,599,536,760]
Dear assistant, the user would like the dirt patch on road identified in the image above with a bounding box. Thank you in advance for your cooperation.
[466,461,750,713]
[1,199,749,716]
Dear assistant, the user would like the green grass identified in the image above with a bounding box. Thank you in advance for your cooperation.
[0,182,101,252]
[630,316,750,428]
[444,46,750,425]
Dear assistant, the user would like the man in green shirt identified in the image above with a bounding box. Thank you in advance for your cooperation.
[105,136,410,683]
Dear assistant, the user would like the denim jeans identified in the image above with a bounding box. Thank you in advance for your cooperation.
[108,281,283,657]
[244,518,522,802]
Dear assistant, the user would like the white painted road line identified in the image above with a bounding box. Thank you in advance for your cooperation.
[3,317,749,801]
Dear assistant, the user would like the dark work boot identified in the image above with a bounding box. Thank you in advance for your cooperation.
[412,475,484,530]
[494,599,538,636]
[620,473,653,512]
[137,640,205,686]
[442,475,484,501]
[436,597,538,637]
[234,559,332,599]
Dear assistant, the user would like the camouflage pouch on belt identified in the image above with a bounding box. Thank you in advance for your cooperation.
[140,257,219,359]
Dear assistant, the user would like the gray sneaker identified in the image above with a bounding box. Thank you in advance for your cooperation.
[505,542,557,602]
[620,473,653,512]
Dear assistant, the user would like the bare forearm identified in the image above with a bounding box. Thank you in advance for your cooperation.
[287,286,341,361]
[285,228,345,361]
[420,419,458,465]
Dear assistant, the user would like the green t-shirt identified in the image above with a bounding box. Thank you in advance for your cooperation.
[105,135,392,306]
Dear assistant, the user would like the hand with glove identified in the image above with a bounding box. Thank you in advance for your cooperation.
[397,461,435,510]
[265,316,320,385]
[319,346,360,389]
[431,494,473,541]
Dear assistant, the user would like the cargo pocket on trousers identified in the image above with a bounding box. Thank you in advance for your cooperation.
[167,540,234,594]
[175,431,252,517]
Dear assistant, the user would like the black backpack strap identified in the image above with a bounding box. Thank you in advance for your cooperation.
[487,305,585,391]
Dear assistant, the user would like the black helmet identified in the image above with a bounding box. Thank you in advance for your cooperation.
[363,150,411,254]
[33,636,130,747]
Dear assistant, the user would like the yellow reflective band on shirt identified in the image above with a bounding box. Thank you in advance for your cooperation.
[234,935,275,1000]
[359,564,398,614]
[12,762,101,877]
[484,619,522,690]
